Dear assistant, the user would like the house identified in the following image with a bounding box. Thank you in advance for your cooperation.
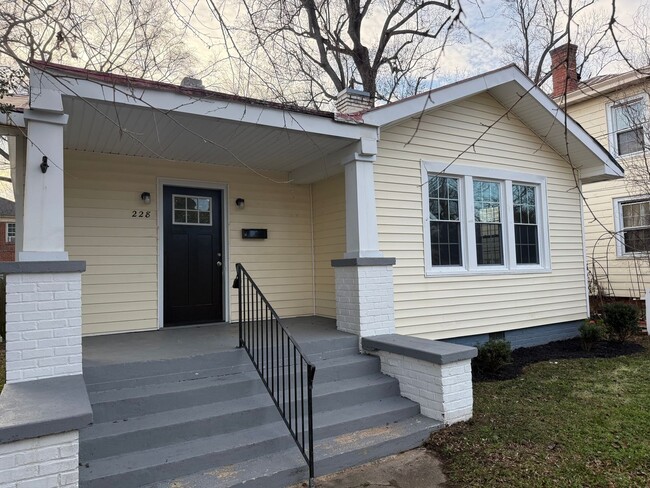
[0,131,19,261]
[551,43,650,303]
[0,61,620,488]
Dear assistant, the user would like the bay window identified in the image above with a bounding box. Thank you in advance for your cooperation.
[422,162,550,275]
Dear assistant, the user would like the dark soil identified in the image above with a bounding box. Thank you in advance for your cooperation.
[474,336,646,381]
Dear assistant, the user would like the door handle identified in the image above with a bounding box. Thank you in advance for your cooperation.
[216,261,222,267]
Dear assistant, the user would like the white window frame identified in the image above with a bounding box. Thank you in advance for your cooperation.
[421,161,551,277]
[606,94,649,158]
[171,194,213,226]
[5,222,15,243]
[613,195,650,258]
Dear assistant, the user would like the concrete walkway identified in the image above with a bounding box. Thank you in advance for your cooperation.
[290,448,446,488]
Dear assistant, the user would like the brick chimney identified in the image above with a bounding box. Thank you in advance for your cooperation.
[550,43,579,98]
[335,88,373,114]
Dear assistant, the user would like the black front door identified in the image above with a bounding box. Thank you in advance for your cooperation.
[163,186,224,326]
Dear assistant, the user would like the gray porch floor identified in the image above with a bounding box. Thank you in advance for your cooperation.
[82,316,339,368]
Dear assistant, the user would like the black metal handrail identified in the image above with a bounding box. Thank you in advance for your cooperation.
[233,263,316,487]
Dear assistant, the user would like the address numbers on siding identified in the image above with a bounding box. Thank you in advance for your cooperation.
[132,211,152,218]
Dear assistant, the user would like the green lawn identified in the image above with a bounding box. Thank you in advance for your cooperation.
[427,336,650,488]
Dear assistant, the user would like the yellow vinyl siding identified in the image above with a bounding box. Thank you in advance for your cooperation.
[65,152,315,335]
[568,83,650,299]
[374,92,588,340]
[312,174,346,317]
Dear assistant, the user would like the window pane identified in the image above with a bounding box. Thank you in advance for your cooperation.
[614,100,645,131]
[429,175,462,267]
[474,181,503,265]
[513,184,540,264]
[617,127,644,155]
[173,196,186,209]
[474,181,501,223]
[624,229,650,253]
[622,201,650,228]
[475,223,503,265]
[431,222,462,266]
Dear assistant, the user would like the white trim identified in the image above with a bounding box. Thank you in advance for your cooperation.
[421,161,551,277]
[579,180,590,318]
[157,178,230,329]
[612,194,650,258]
[605,93,649,159]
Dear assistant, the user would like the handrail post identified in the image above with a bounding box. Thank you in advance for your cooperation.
[307,363,316,488]
[236,264,243,348]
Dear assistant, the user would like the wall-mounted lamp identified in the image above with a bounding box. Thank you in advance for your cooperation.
[40,156,49,174]
[235,198,245,209]
[141,192,151,205]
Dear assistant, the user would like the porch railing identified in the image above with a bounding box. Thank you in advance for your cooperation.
[233,263,316,487]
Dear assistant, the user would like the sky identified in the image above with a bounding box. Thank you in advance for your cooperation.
[440,0,645,78]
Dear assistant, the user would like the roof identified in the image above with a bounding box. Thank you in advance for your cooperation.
[362,64,623,183]
[30,61,336,120]
[563,67,650,106]
[27,61,622,184]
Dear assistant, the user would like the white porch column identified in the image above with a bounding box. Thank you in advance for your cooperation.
[19,98,69,262]
[333,137,397,342]
[343,137,382,259]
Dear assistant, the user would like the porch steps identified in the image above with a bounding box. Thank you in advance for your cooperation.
[80,331,441,488]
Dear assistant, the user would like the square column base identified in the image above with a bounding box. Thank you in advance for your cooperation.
[333,257,396,339]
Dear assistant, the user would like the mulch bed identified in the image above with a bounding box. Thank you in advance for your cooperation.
[474,336,646,382]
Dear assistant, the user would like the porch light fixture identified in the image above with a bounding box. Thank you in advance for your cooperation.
[141,192,151,205]
[235,198,245,209]
[40,156,49,174]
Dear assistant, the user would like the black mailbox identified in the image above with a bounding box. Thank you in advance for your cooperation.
[242,229,268,239]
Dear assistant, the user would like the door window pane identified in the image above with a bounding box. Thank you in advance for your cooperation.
[173,195,212,226]
[474,180,503,265]
[429,176,462,266]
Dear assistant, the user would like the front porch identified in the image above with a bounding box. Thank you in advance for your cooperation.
[79,317,440,487]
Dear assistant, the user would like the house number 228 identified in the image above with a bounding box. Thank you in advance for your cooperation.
[132,211,151,218]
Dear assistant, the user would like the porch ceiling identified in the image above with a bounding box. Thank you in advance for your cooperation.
[62,96,357,174]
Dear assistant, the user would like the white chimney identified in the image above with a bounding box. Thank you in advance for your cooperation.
[335,88,372,114]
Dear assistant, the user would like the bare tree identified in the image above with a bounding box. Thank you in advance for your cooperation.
[0,0,195,83]
[200,0,467,108]
[501,0,613,86]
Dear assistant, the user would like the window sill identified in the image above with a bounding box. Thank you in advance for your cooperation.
[424,266,552,278]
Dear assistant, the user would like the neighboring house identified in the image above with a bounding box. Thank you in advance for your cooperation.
[0,62,620,488]
[0,136,16,261]
[552,43,650,302]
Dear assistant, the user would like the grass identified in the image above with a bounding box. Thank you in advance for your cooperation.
[427,336,650,488]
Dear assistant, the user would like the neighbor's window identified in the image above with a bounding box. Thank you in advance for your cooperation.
[429,176,462,266]
[618,199,650,254]
[5,222,15,243]
[423,162,549,275]
[609,98,646,156]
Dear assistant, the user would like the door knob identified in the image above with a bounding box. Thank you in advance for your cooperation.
[216,261,222,267]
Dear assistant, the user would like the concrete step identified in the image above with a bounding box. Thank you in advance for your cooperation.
[88,354,382,422]
[142,415,442,488]
[80,407,436,488]
[81,390,418,461]
[83,372,400,456]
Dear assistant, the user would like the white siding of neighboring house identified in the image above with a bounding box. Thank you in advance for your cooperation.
[312,173,346,318]
[567,83,650,299]
[374,92,588,340]
[64,151,316,335]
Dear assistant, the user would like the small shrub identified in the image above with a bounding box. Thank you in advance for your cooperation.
[602,303,639,342]
[579,320,604,351]
[474,339,512,375]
